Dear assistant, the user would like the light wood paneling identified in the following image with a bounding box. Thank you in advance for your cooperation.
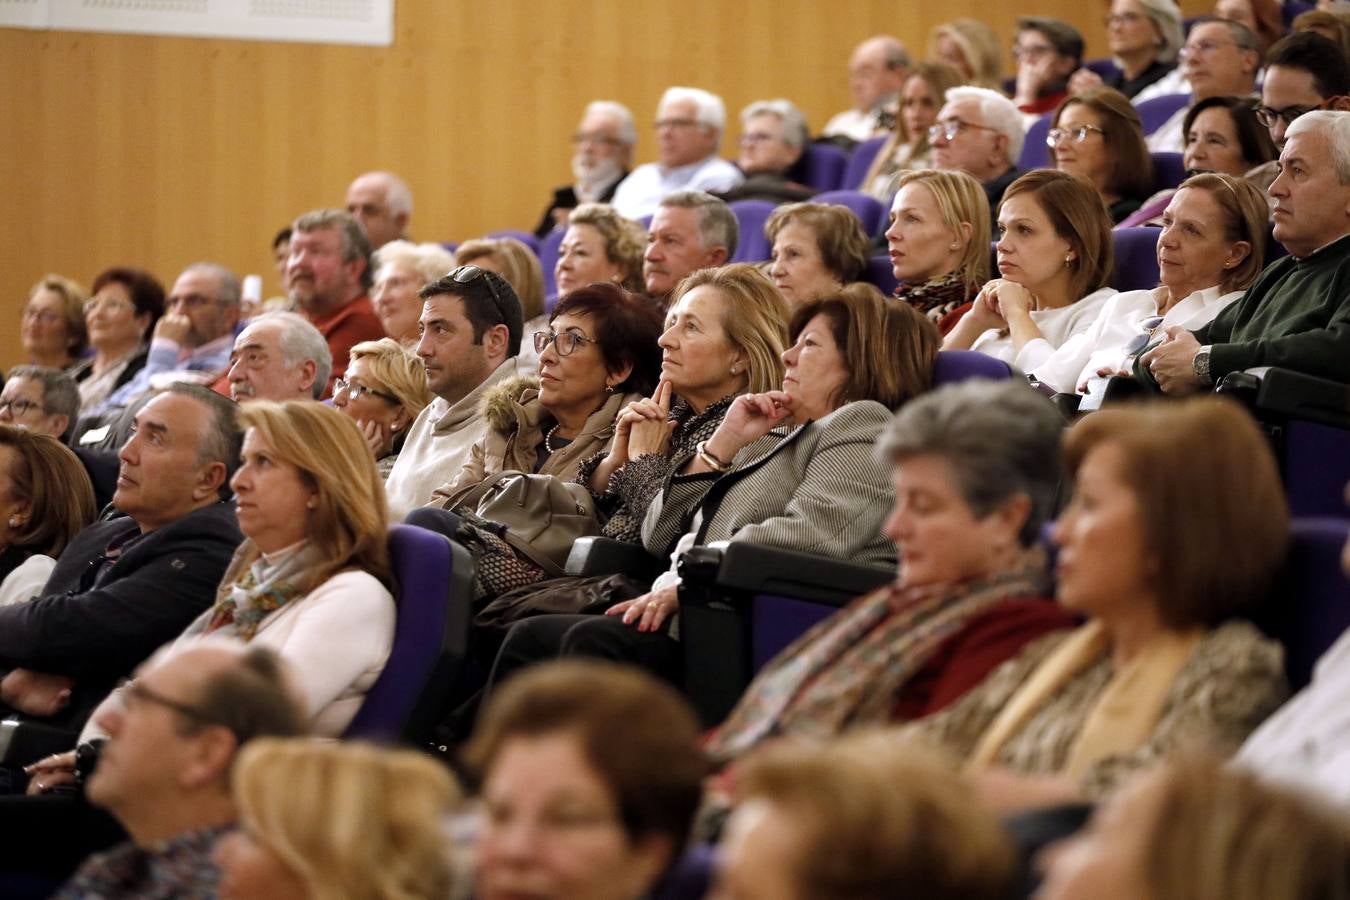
[0,0,1112,369]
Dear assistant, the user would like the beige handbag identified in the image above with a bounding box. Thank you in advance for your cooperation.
[441,470,599,575]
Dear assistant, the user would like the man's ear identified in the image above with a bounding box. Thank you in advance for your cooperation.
[44,413,71,440]
[195,461,228,501]
[179,726,238,790]
[706,246,730,267]
[482,322,511,362]
[393,211,410,235]
[296,359,319,397]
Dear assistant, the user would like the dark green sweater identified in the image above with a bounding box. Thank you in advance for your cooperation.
[1137,233,1350,387]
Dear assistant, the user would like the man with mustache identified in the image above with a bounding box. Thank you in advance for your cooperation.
[224,312,332,404]
[534,101,636,238]
[642,190,737,308]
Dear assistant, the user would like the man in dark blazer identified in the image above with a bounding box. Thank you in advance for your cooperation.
[0,383,244,738]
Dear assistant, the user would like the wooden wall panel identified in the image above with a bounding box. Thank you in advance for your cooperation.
[1,0,1113,369]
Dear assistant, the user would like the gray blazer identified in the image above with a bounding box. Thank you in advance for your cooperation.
[640,400,896,568]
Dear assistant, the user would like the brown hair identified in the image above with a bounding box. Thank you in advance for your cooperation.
[1001,169,1114,300]
[0,426,96,559]
[1175,172,1269,293]
[735,733,1015,900]
[1053,88,1154,203]
[862,62,968,191]
[456,237,547,322]
[568,203,649,293]
[1063,397,1288,627]
[669,265,790,395]
[26,274,89,359]
[1138,755,1350,900]
[765,203,870,286]
[791,284,939,411]
[463,660,707,858]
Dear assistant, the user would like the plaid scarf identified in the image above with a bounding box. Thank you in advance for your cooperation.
[894,271,976,327]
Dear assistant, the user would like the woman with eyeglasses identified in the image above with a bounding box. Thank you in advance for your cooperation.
[860,62,967,202]
[1068,0,1184,101]
[70,267,165,416]
[944,170,1117,371]
[1029,173,1266,395]
[18,274,88,373]
[332,338,431,478]
[1049,88,1154,223]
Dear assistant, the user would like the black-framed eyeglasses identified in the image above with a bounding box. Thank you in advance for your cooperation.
[448,264,512,321]
[533,330,597,357]
[333,376,399,404]
[0,398,43,417]
[927,119,999,143]
[125,680,216,726]
[1254,103,1322,129]
[1047,124,1106,146]
[1123,315,1166,357]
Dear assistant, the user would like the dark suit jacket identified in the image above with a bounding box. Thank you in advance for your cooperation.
[0,501,243,730]
[533,175,626,238]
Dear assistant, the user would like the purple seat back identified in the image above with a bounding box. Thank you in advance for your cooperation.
[1253,517,1350,690]
[810,190,886,237]
[842,136,888,190]
[799,143,848,192]
[1284,0,1314,25]
[440,240,459,255]
[1111,226,1162,292]
[1136,93,1191,136]
[487,229,541,255]
[1020,112,1054,170]
[751,594,836,670]
[342,524,470,741]
[933,349,1015,384]
[538,227,564,310]
[1150,151,1186,193]
[651,844,717,900]
[1283,421,1350,518]
[729,199,777,263]
[1083,57,1122,80]
[864,254,898,296]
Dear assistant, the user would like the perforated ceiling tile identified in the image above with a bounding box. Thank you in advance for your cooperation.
[77,0,207,9]
[249,0,371,18]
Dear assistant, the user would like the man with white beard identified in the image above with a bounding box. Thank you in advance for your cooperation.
[533,101,636,237]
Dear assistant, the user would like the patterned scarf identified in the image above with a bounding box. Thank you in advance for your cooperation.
[201,541,323,640]
[705,548,1050,764]
[894,272,976,327]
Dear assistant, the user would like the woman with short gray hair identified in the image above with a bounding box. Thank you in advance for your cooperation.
[703,379,1076,766]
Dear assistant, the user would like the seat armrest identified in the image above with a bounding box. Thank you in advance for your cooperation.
[678,542,892,607]
[1219,367,1350,429]
[565,537,663,581]
[0,718,78,768]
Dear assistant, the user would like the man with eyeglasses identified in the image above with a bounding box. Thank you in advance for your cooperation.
[609,87,744,220]
[930,86,1027,230]
[222,312,332,404]
[716,99,815,205]
[15,642,306,897]
[1011,17,1084,120]
[534,101,636,238]
[820,35,911,147]
[1257,32,1350,150]
[1149,17,1262,152]
[344,170,414,250]
[385,265,524,520]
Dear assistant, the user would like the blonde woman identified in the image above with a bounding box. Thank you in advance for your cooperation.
[929,19,1005,92]
[333,338,432,477]
[215,738,463,900]
[885,169,991,334]
[457,237,549,371]
[862,63,967,201]
[370,241,457,346]
[19,274,88,371]
[556,202,648,295]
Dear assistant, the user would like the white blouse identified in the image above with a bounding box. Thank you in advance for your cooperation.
[970,287,1117,374]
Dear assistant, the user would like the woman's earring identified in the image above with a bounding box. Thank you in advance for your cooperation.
[729,366,738,375]
[949,242,959,250]
[7,516,19,529]
[1064,254,1075,267]
[306,498,318,510]
[605,384,615,394]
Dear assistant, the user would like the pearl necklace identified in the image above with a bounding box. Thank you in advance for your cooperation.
[543,424,561,455]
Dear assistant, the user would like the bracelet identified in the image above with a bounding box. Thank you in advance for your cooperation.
[695,440,731,472]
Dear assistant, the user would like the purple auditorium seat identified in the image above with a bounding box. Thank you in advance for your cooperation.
[1083,57,1122,81]
[1136,93,1191,136]
[538,227,564,308]
[864,254,898,296]
[810,190,886,237]
[1283,0,1314,25]
[842,136,888,190]
[1150,151,1186,192]
[487,229,541,255]
[342,524,472,742]
[1021,112,1054,170]
[1283,421,1350,520]
[933,348,1015,384]
[651,844,716,900]
[798,142,848,192]
[729,199,777,263]
[1111,226,1162,292]
[440,240,459,255]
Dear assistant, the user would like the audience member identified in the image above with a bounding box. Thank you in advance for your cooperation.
[765,202,870,308]
[1258,31,1350,151]
[216,738,462,900]
[384,265,523,520]
[1012,18,1086,119]
[1149,18,1262,151]
[945,169,1115,371]
[642,190,737,304]
[1122,96,1277,226]
[929,19,1005,92]
[0,384,243,738]
[609,87,744,219]
[265,225,292,312]
[931,86,1028,223]
[344,170,414,249]
[464,660,706,900]
[1049,88,1154,222]
[72,267,165,416]
[885,169,992,334]
[1035,173,1266,394]
[861,62,966,201]
[1139,111,1350,392]
[554,202,648,298]
[1037,755,1350,900]
[332,338,431,478]
[1292,7,1350,60]
[0,426,96,606]
[1069,0,1184,100]
[49,642,306,900]
[286,209,383,395]
[820,35,911,146]
[714,734,1015,900]
[488,285,932,686]
[902,398,1289,810]
[716,99,815,204]
[19,274,87,372]
[534,101,636,238]
[1215,0,1284,51]
[704,380,1074,766]
[0,365,80,441]
[456,237,548,371]
[225,312,332,403]
[369,239,457,346]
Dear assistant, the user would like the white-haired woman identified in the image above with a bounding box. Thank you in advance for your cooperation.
[370,240,456,346]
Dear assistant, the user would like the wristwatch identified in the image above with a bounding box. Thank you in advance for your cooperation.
[1193,345,1213,386]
